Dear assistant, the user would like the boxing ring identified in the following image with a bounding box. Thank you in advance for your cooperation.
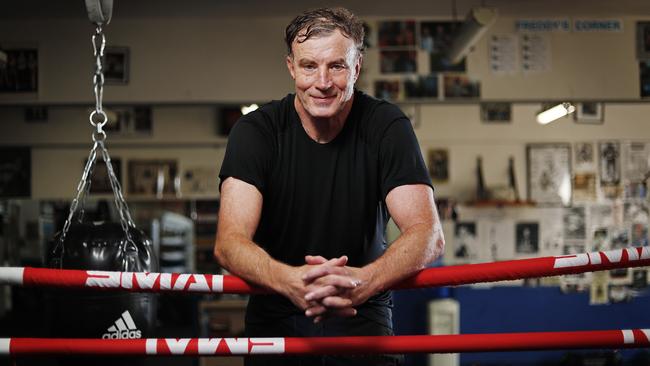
[1,246,649,357]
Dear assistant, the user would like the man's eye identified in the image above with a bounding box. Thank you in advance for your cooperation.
[303,64,316,71]
[332,64,345,70]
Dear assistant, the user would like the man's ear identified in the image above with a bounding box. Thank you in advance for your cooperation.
[286,54,296,80]
[353,53,363,83]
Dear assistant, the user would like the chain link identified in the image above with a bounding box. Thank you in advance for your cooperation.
[90,26,107,130]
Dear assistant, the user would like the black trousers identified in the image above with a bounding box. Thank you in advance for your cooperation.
[244,306,404,366]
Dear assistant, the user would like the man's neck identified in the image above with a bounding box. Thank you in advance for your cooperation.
[294,95,354,144]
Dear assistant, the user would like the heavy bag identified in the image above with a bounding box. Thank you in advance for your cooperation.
[45,222,158,365]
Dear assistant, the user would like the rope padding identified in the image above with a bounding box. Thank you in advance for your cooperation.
[1,329,648,356]
[0,247,647,294]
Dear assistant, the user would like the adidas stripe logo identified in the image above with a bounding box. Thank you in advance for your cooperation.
[102,310,142,339]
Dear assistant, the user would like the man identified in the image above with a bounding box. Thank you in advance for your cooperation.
[214,7,445,365]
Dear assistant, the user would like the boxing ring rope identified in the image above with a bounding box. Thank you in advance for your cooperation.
[1,247,648,357]
[0,246,648,294]
[1,329,649,356]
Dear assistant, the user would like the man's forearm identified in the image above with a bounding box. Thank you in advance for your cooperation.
[363,221,444,293]
[214,233,289,292]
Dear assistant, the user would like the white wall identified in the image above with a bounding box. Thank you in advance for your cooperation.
[1,3,650,200]
[0,11,649,102]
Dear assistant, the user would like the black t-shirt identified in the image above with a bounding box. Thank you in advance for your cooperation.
[219,90,431,320]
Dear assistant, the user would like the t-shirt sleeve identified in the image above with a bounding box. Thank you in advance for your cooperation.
[379,116,432,199]
[218,114,274,194]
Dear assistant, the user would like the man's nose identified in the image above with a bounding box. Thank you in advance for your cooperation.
[315,67,333,90]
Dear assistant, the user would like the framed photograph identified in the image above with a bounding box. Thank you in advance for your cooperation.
[641,61,650,98]
[453,222,478,262]
[374,80,400,101]
[104,47,129,84]
[87,158,122,194]
[563,207,586,240]
[377,20,416,47]
[421,21,466,72]
[0,48,38,93]
[480,102,511,123]
[181,166,219,196]
[403,75,438,99]
[427,149,449,182]
[636,21,650,60]
[526,143,572,206]
[0,147,31,198]
[575,102,603,124]
[128,160,178,198]
[515,222,539,255]
[598,141,620,185]
[380,50,417,73]
[443,74,480,99]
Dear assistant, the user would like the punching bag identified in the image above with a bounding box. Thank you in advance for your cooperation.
[43,136,158,365]
[45,221,158,366]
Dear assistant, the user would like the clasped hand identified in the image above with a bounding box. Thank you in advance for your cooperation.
[287,255,375,323]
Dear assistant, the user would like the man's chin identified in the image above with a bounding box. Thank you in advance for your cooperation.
[305,105,338,119]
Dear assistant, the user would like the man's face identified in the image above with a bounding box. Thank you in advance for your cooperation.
[286,29,362,119]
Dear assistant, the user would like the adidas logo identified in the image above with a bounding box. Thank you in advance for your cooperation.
[101,310,142,339]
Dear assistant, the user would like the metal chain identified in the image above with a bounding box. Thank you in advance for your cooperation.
[54,25,140,267]
[90,26,108,132]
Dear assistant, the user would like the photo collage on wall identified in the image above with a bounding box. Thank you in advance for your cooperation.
[372,20,480,102]
[444,139,650,303]
[637,22,650,97]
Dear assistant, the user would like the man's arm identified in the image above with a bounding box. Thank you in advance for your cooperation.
[303,184,445,309]
[214,177,356,311]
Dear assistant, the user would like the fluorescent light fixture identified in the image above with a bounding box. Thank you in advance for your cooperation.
[536,102,576,125]
[241,103,259,115]
[446,7,498,64]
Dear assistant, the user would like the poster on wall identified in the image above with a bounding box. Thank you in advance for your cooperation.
[573,173,596,202]
[443,74,480,99]
[514,222,539,256]
[563,207,586,240]
[128,160,179,198]
[104,47,130,84]
[181,166,219,197]
[420,21,465,72]
[483,219,515,261]
[378,20,416,47]
[641,61,650,98]
[0,147,31,198]
[574,142,596,172]
[452,222,479,264]
[380,50,417,73]
[636,21,650,60]
[489,34,519,75]
[427,149,449,183]
[599,141,621,185]
[0,49,38,93]
[527,144,572,206]
[374,80,400,101]
[521,33,551,74]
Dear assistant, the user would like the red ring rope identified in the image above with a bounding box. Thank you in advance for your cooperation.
[0,247,648,294]
[1,329,648,356]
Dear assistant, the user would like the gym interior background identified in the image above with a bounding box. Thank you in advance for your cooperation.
[1,0,649,365]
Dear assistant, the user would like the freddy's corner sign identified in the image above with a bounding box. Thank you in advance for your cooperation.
[515,18,623,33]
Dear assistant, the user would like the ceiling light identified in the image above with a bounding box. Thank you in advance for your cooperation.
[536,103,576,125]
[446,7,498,64]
